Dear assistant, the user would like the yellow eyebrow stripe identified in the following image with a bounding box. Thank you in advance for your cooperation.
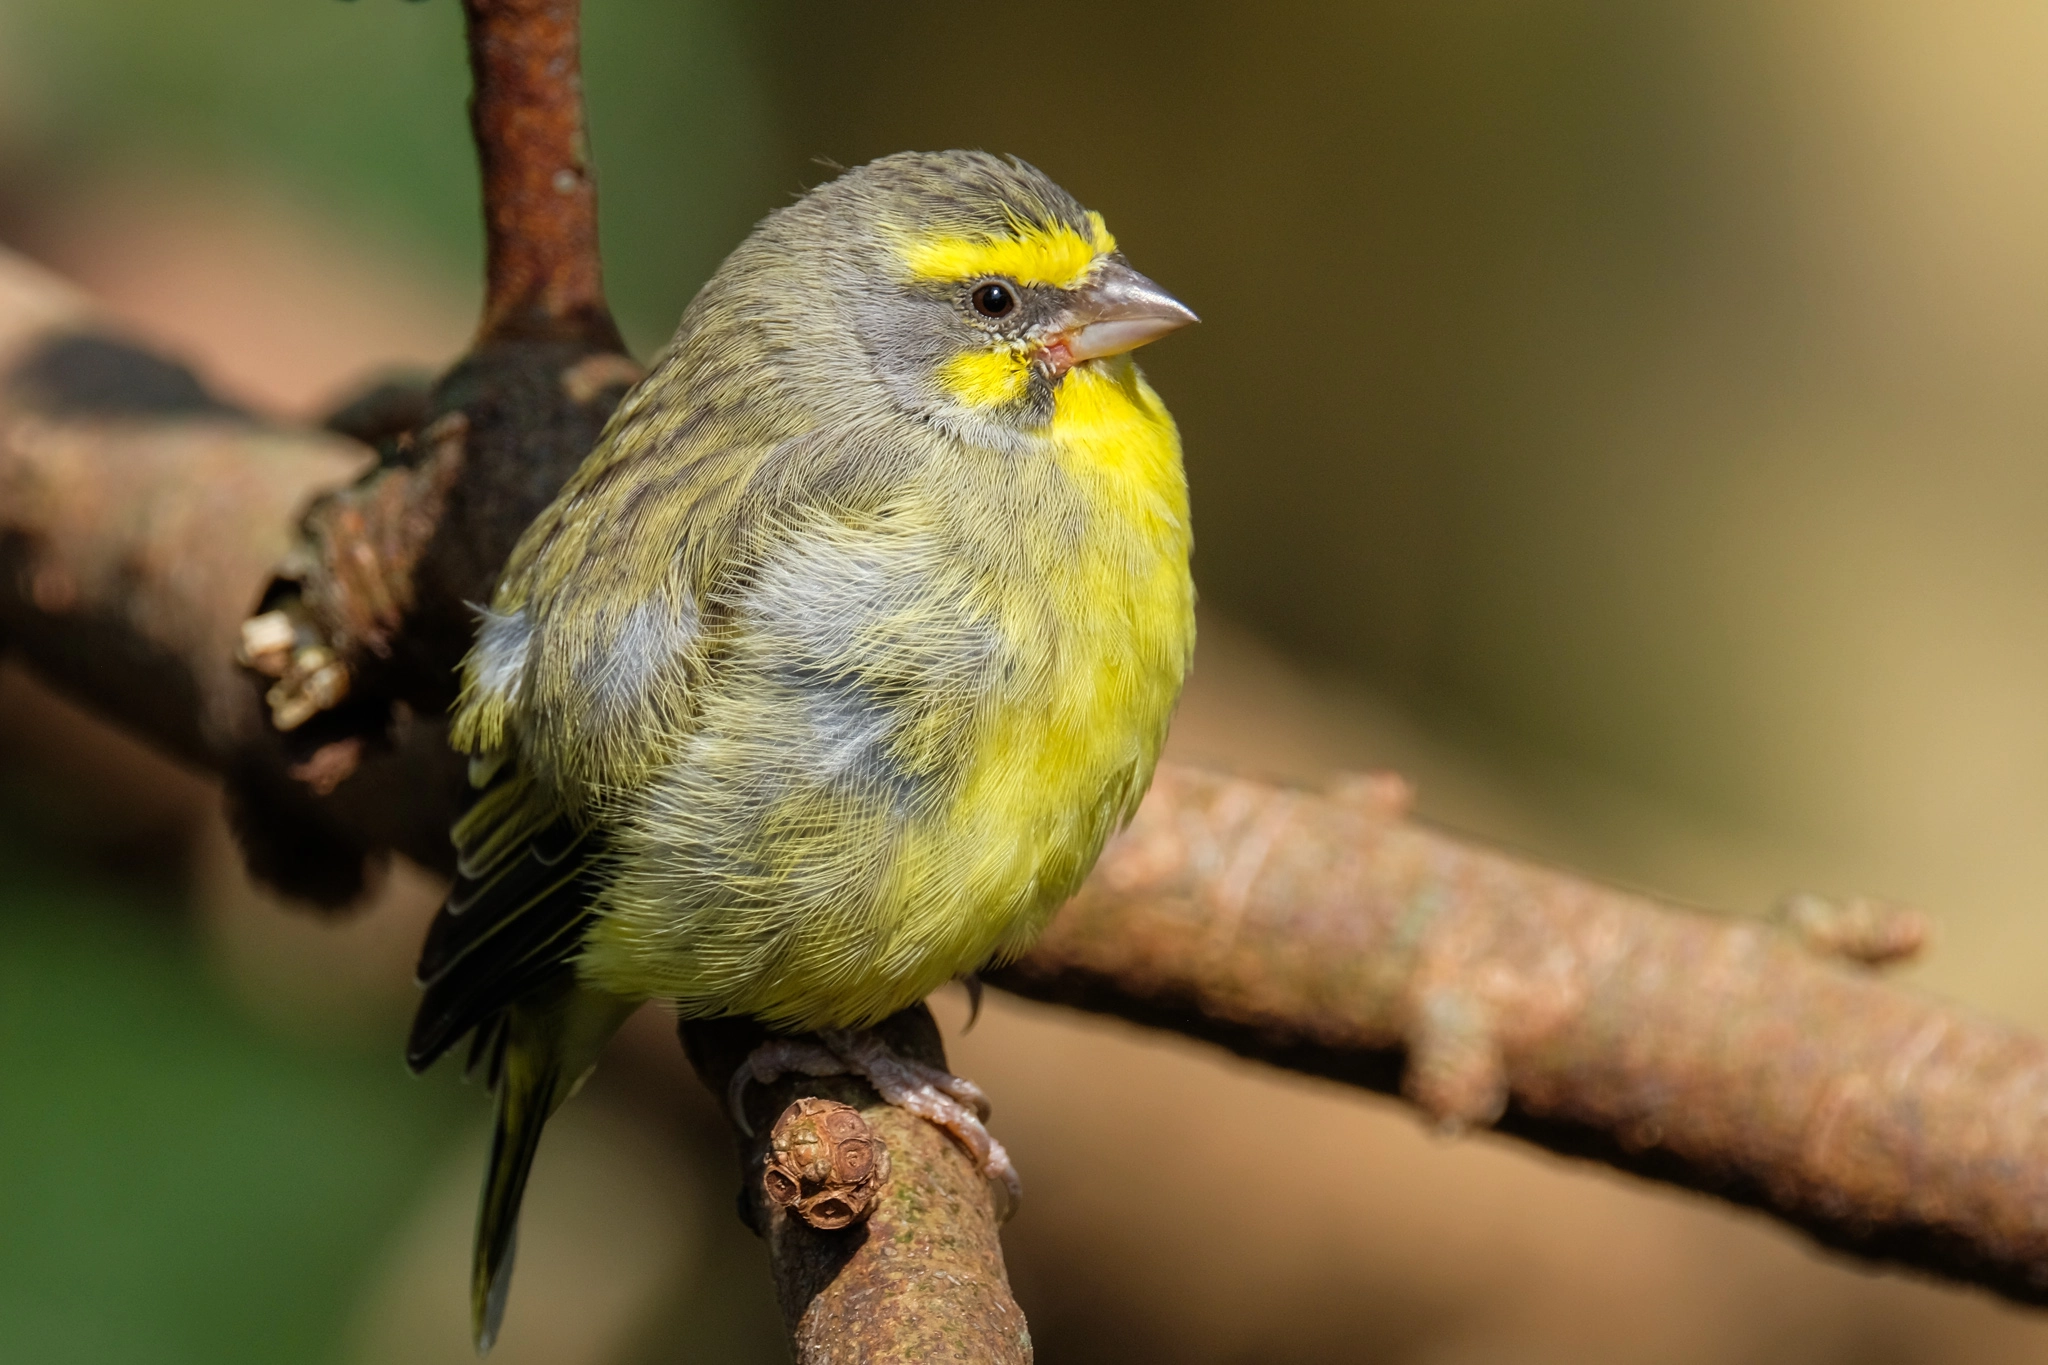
[900,211,1116,287]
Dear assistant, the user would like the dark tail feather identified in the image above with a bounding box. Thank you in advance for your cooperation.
[452,986,637,1353]
[472,1053,559,1355]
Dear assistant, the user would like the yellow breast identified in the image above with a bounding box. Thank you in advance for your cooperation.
[881,355,1195,983]
[580,354,1193,1030]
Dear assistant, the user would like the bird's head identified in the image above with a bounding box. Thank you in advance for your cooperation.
[736,151,1197,446]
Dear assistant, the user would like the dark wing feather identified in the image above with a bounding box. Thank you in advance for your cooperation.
[406,762,608,1074]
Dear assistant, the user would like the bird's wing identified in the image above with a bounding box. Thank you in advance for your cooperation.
[409,402,778,1073]
[411,404,922,1069]
[405,760,608,1074]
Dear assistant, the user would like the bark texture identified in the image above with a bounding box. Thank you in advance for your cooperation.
[463,0,623,350]
[991,766,2048,1303]
[684,1011,1033,1364]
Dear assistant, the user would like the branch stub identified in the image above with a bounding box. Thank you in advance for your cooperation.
[763,1096,892,1231]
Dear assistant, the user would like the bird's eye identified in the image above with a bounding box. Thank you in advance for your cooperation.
[970,280,1017,319]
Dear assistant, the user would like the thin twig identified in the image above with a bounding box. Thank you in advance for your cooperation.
[462,0,623,349]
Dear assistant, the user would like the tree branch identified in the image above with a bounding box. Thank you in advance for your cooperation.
[990,766,2048,1304]
[463,0,623,349]
[208,0,642,907]
[0,266,460,888]
[682,1010,1032,1364]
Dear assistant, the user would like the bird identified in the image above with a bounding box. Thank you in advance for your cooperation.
[406,149,1198,1352]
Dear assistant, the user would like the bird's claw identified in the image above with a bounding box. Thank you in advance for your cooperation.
[726,1037,848,1137]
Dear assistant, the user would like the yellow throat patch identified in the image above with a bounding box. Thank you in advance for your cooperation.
[939,349,1031,408]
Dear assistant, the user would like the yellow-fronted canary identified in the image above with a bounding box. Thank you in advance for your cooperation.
[407,150,1197,1350]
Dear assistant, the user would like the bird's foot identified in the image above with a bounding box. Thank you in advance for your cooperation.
[729,1027,1021,1213]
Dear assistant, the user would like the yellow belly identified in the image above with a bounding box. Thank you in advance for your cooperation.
[866,357,1195,1006]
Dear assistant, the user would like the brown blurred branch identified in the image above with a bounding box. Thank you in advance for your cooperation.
[0,267,458,889]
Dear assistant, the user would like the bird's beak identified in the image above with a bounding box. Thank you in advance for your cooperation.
[1053,261,1198,366]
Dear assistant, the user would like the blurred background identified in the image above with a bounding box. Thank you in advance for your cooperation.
[4,1,2048,1361]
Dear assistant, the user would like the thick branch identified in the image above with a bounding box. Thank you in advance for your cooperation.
[992,767,2048,1303]
[0,266,461,890]
[5,247,2048,1309]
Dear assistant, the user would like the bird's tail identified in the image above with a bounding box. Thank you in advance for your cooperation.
[470,987,636,1355]
[474,1040,556,1355]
